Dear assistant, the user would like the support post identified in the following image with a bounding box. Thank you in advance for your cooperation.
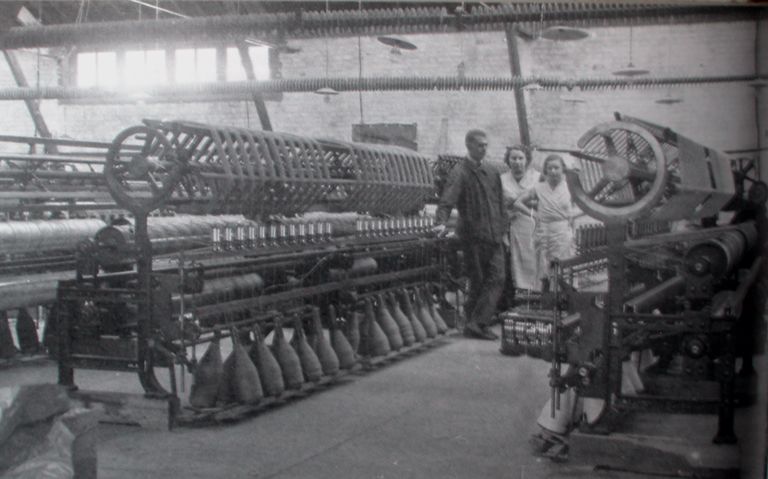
[605,223,627,407]
[504,24,531,149]
[237,44,272,131]
[135,213,166,398]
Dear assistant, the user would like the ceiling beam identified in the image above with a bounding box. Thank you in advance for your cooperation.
[0,4,756,50]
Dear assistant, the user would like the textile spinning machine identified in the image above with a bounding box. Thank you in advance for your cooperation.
[0,135,123,358]
[501,113,765,444]
[54,120,460,410]
[0,135,267,358]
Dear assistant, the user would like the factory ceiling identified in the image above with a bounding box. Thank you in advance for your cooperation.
[3,2,472,26]
[0,1,757,51]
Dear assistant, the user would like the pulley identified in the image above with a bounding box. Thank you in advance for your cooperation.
[105,125,184,215]
[565,120,667,222]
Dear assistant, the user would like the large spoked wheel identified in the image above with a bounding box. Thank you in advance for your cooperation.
[106,125,182,215]
[565,121,667,223]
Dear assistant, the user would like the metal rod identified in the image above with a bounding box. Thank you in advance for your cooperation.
[0,153,106,164]
[550,259,561,418]
[0,134,138,150]
[192,265,438,319]
[623,276,686,313]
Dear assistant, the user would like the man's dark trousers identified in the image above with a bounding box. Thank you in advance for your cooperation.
[463,239,505,327]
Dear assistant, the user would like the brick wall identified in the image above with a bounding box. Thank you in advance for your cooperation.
[0,20,761,173]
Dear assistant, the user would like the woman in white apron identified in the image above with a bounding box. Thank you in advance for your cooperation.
[501,146,539,292]
[513,154,579,291]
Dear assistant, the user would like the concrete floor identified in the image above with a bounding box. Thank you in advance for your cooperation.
[1,327,765,479]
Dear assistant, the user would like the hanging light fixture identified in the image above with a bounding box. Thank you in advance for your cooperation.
[314,1,338,101]
[655,86,683,105]
[655,96,683,105]
[613,26,649,77]
[531,3,589,42]
[540,25,590,41]
[377,36,418,55]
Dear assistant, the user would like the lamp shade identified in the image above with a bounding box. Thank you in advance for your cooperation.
[540,26,590,41]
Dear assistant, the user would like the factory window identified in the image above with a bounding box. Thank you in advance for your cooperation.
[77,51,118,87]
[124,49,166,86]
[70,45,276,100]
[225,46,270,81]
[175,47,217,83]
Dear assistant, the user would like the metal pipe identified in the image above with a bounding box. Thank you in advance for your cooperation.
[0,5,751,50]
[684,224,757,279]
[0,152,106,165]
[173,273,264,309]
[0,218,105,256]
[0,271,73,310]
[0,75,759,101]
[623,276,686,313]
[0,134,138,151]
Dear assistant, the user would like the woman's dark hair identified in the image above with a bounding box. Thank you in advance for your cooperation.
[503,144,531,167]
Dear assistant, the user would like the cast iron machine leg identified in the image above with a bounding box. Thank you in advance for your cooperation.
[713,334,737,444]
[135,213,169,398]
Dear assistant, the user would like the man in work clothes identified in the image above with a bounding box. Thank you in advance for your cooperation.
[433,129,506,340]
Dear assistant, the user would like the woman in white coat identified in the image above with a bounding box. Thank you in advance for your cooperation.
[501,146,540,292]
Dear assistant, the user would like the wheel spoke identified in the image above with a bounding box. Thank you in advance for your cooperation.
[147,172,163,195]
[595,179,629,203]
[601,133,618,156]
[139,135,153,156]
[587,177,610,198]
[571,150,609,165]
